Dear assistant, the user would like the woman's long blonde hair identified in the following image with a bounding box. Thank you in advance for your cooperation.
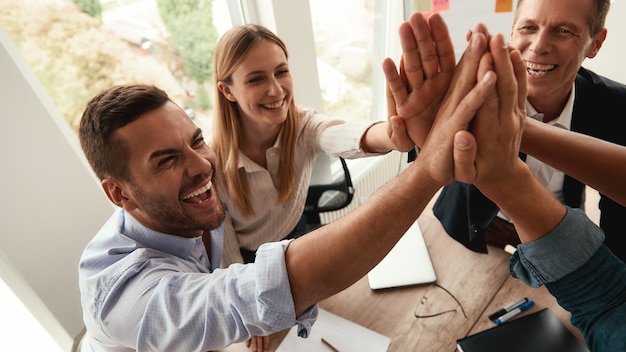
[212,24,300,218]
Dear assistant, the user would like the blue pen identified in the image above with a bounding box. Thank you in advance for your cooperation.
[488,297,529,321]
[495,300,535,325]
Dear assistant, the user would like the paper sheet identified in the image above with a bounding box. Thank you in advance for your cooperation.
[276,308,390,352]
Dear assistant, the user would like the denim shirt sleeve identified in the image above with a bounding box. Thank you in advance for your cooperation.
[509,207,604,287]
[510,207,626,352]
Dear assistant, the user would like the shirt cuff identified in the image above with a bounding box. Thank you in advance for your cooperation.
[509,207,605,287]
[255,240,318,336]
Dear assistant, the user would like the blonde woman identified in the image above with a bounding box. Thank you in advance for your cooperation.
[212,24,416,268]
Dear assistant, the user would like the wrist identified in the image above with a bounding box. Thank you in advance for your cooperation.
[476,162,534,207]
[477,164,566,243]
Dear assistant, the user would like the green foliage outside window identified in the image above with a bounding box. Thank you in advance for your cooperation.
[0,0,215,131]
[156,0,217,83]
[73,0,102,18]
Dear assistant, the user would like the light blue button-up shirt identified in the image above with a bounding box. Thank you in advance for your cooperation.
[78,209,317,351]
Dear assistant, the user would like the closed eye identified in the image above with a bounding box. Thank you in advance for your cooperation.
[248,75,265,84]
[157,155,176,168]
[191,129,205,148]
[192,136,205,148]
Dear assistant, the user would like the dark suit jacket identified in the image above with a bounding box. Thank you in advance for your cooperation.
[433,67,626,262]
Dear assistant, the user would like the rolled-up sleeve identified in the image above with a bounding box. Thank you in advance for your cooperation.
[509,207,604,287]
[255,240,318,337]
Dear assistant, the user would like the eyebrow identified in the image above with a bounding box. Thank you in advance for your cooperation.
[518,17,580,30]
[148,128,203,162]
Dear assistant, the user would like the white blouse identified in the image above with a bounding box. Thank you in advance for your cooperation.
[218,107,382,266]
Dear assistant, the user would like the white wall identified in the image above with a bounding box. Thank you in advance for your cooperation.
[0,25,114,350]
[438,1,515,60]
[582,0,626,84]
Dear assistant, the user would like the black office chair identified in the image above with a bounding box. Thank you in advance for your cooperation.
[240,158,354,263]
[303,157,355,232]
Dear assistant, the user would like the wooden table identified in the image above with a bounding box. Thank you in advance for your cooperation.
[227,196,587,351]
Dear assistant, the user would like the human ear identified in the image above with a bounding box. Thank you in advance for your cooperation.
[217,81,237,102]
[586,28,607,59]
[101,178,137,211]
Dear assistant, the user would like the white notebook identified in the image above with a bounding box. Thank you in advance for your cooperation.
[367,220,437,290]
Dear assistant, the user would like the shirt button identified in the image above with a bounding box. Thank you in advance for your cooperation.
[471,224,479,233]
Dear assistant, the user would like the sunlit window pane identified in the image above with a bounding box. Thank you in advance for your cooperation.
[310,0,375,121]
[0,0,233,134]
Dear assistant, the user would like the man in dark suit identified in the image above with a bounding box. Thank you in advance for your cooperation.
[433,0,626,262]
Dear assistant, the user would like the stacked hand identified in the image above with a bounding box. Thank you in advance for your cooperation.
[383,12,456,149]
[454,32,528,193]
[384,12,528,188]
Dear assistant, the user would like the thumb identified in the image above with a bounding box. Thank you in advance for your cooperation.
[389,115,406,131]
[453,130,478,183]
[389,115,415,152]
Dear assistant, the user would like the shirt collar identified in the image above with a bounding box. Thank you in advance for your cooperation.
[526,83,575,130]
[237,137,282,171]
[121,210,201,260]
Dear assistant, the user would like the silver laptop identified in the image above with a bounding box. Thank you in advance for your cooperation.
[367,220,437,290]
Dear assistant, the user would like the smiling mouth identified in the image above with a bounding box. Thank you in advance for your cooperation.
[262,99,285,109]
[182,181,212,204]
[525,61,556,76]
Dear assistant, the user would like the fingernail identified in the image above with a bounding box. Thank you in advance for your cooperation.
[455,134,471,148]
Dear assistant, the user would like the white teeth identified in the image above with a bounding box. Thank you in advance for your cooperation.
[182,181,212,200]
[525,61,555,72]
[263,101,283,109]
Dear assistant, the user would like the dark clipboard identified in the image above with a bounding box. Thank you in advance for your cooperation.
[457,308,588,352]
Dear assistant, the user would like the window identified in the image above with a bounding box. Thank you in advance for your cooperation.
[0,0,405,133]
[310,0,376,120]
[311,0,403,122]
[0,0,235,135]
